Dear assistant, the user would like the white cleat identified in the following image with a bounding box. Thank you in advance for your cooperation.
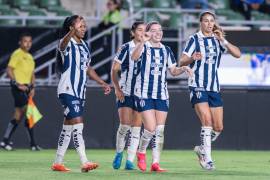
[194,146,215,171]
[0,141,13,151]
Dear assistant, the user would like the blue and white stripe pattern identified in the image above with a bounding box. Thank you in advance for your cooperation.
[134,41,176,100]
[183,31,226,92]
[57,38,91,99]
[114,40,140,96]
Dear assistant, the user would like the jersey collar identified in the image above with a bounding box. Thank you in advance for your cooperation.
[198,30,215,39]
[71,37,83,45]
[145,41,164,49]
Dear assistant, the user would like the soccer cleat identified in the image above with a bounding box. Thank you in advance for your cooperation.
[203,161,215,170]
[211,131,218,142]
[31,145,42,151]
[0,141,13,151]
[125,160,135,170]
[150,163,167,172]
[194,146,215,171]
[137,152,146,171]
[51,163,70,172]
[112,152,123,169]
[81,162,99,172]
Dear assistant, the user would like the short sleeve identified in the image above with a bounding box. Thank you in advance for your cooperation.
[114,44,129,64]
[219,41,227,53]
[8,52,19,68]
[166,46,177,68]
[183,36,195,58]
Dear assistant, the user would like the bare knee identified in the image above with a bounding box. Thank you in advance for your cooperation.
[213,125,223,132]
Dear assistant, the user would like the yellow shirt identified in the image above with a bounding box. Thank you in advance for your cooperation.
[8,48,35,84]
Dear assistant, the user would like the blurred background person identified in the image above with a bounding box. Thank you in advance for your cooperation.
[0,33,41,151]
[95,0,122,83]
[230,0,270,20]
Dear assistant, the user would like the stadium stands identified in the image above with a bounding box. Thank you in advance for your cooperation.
[0,0,72,27]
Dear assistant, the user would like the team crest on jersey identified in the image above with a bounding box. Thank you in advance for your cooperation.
[140,99,145,107]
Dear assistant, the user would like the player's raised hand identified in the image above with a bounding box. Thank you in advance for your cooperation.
[213,24,225,41]
[192,52,202,61]
[139,32,151,42]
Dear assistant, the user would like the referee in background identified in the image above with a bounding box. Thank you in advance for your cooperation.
[0,32,41,151]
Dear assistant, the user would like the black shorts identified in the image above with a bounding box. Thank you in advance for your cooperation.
[11,85,29,108]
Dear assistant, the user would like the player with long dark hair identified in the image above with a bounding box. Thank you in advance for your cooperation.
[111,21,145,170]
[51,15,111,172]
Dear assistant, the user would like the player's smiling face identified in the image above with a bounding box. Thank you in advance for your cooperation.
[75,18,87,39]
[200,14,215,35]
[20,36,32,52]
[149,24,163,43]
[133,24,146,42]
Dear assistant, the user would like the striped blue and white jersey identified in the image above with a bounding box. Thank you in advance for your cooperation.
[57,38,91,99]
[114,40,139,96]
[134,41,176,100]
[183,31,226,92]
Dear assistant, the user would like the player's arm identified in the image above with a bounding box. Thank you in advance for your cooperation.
[131,32,151,61]
[213,28,241,58]
[169,65,193,77]
[131,42,144,61]
[87,67,111,95]
[59,18,81,51]
[178,36,201,66]
[221,40,241,58]
[111,61,124,102]
[178,53,201,66]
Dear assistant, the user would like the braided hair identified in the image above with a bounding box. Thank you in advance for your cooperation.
[56,15,79,74]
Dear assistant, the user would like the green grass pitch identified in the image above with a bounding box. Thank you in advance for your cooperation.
[0,149,270,180]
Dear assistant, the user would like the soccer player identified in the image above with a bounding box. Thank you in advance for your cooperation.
[131,21,193,172]
[111,21,145,170]
[178,11,241,170]
[51,15,111,172]
[0,33,41,151]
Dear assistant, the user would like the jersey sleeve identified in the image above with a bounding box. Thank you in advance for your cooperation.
[8,51,19,69]
[114,44,129,64]
[166,46,177,68]
[219,41,227,53]
[183,36,195,58]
